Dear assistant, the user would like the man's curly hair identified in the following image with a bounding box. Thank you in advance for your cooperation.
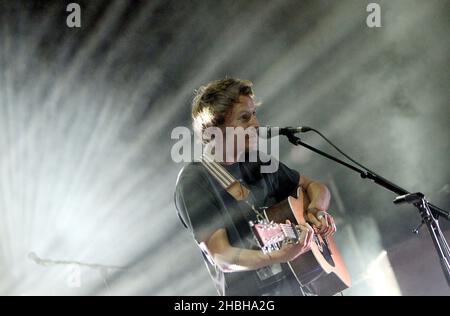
[192,78,255,144]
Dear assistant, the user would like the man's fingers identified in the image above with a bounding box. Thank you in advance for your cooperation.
[307,212,331,235]
[320,217,329,233]
[321,214,336,237]
[297,224,312,249]
[327,214,335,235]
[307,213,322,228]
[328,215,337,236]
[320,216,330,235]
[297,224,309,246]
[302,223,314,250]
[326,215,333,236]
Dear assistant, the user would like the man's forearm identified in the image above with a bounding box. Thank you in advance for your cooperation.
[306,181,331,212]
[215,247,278,272]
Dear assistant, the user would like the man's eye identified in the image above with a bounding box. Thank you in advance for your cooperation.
[240,113,251,122]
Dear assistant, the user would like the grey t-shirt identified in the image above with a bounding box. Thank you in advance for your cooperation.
[175,158,300,295]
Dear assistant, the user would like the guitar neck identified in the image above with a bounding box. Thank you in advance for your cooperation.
[278,223,298,240]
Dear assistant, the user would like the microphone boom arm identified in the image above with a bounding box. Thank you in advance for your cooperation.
[282,130,450,287]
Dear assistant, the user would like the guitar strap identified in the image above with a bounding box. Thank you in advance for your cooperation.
[173,160,250,246]
[199,153,268,222]
[199,155,250,202]
[199,155,290,288]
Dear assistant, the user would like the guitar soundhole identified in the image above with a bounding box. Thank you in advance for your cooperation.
[314,236,335,267]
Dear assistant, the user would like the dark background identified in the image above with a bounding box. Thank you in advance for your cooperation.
[0,0,448,295]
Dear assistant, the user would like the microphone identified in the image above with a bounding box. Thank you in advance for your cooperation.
[393,192,425,205]
[278,126,312,135]
[259,126,312,138]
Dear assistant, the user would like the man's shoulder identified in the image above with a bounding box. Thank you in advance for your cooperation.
[175,162,206,187]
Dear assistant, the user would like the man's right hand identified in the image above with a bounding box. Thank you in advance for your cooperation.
[203,221,314,272]
[272,222,314,263]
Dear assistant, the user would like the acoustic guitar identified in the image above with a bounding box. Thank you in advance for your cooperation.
[199,154,351,296]
[251,187,352,296]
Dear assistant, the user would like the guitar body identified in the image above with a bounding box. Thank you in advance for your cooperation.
[265,187,352,296]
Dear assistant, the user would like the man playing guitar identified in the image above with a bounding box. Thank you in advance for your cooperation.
[175,78,337,296]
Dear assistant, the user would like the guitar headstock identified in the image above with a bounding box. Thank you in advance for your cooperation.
[250,220,299,253]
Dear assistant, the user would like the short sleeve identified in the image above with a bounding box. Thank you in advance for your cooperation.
[175,164,226,243]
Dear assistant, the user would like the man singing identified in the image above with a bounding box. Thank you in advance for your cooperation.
[175,78,336,296]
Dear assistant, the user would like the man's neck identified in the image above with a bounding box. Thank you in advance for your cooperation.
[221,150,246,165]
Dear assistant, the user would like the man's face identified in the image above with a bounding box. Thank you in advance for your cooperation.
[222,95,260,156]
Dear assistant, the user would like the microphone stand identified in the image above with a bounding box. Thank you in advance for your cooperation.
[282,131,450,287]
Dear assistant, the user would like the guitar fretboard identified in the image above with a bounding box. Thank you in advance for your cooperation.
[278,223,298,240]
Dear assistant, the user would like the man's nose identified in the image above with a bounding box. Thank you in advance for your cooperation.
[249,116,260,129]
